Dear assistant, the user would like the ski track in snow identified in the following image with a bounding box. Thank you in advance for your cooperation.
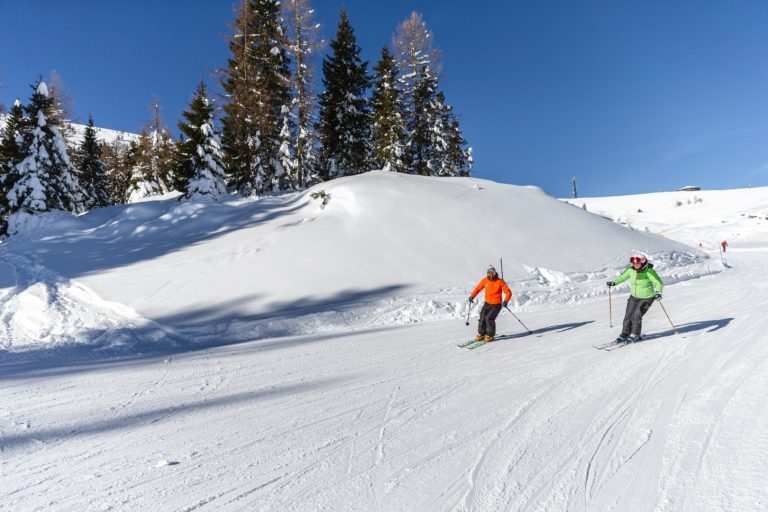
[2,254,766,511]
[0,258,767,511]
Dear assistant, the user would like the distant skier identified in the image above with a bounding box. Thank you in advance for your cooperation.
[721,240,728,253]
[607,255,664,343]
[469,265,512,342]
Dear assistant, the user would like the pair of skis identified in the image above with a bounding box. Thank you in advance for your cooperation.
[457,333,522,350]
[593,340,631,351]
[593,336,644,351]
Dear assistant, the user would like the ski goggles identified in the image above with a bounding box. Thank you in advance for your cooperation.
[629,256,647,264]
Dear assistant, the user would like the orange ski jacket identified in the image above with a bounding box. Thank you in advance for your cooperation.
[471,277,512,305]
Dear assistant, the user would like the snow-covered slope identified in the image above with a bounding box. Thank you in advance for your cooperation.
[0,113,138,146]
[1,172,712,347]
[572,187,768,249]
[2,175,766,512]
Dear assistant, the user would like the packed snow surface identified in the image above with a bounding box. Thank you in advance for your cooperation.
[1,173,766,511]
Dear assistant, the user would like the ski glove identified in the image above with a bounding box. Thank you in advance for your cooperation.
[468,296,474,303]
[653,293,662,300]
[606,281,615,287]
[502,301,509,308]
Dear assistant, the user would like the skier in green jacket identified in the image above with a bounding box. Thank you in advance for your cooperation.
[607,255,664,342]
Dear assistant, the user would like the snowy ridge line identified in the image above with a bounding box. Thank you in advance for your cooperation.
[1,112,138,146]
[0,251,184,352]
[177,249,719,345]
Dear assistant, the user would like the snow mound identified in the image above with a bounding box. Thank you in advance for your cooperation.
[0,253,180,351]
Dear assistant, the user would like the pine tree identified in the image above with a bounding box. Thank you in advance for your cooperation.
[408,66,438,176]
[393,12,439,175]
[221,0,292,195]
[177,81,227,200]
[444,115,472,177]
[126,100,176,202]
[148,98,176,192]
[125,131,163,202]
[317,8,372,179]
[284,0,322,188]
[276,105,296,190]
[1,100,27,172]
[1,101,26,195]
[393,12,471,177]
[370,46,407,172]
[5,81,83,232]
[78,115,109,209]
[0,100,27,232]
[101,136,132,205]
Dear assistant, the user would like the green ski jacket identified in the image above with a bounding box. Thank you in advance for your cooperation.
[611,265,663,299]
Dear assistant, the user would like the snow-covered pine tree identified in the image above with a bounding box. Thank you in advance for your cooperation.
[393,12,471,177]
[444,114,472,177]
[177,81,227,200]
[408,66,439,176]
[221,0,292,196]
[125,132,162,202]
[0,100,26,193]
[284,0,322,188]
[317,8,372,179]
[428,92,472,177]
[370,46,407,172]
[393,11,439,175]
[148,98,177,192]
[425,91,449,176]
[275,105,296,190]
[101,136,132,205]
[125,99,177,202]
[0,100,27,233]
[5,81,83,232]
[78,115,109,209]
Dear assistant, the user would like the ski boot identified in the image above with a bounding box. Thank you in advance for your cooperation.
[484,336,495,342]
[615,334,629,343]
[626,334,642,343]
[474,335,485,341]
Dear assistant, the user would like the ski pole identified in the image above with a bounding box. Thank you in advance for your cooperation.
[608,286,613,328]
[465,299,473,326]
[657,300,678,334]
[504,305,532,334]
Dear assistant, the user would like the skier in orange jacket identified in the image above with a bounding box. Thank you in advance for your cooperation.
[469,265,512,342]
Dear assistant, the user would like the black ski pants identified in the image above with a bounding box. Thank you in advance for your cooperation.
[621,296,655,336]
[478,303,503,337]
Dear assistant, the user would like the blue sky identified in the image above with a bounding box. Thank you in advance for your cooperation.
[2,0,768,197]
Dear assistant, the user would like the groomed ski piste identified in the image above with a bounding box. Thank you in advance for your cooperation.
[1,172,766,511]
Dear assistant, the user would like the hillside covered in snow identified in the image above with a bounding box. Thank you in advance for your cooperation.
[0,112,138,147]
[1,174,766,512]
[1,172,715,348]
[573,187,768,249]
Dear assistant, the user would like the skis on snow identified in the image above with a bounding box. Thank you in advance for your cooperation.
[593,340,630,351]
[593,336,643,351]
[458,333,525,350]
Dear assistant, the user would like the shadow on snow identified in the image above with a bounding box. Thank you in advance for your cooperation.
[642,317,734,341]
[0,375,350,452]
[0,284,408,380]
[8,193,308,280]
[498,320,595,340]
